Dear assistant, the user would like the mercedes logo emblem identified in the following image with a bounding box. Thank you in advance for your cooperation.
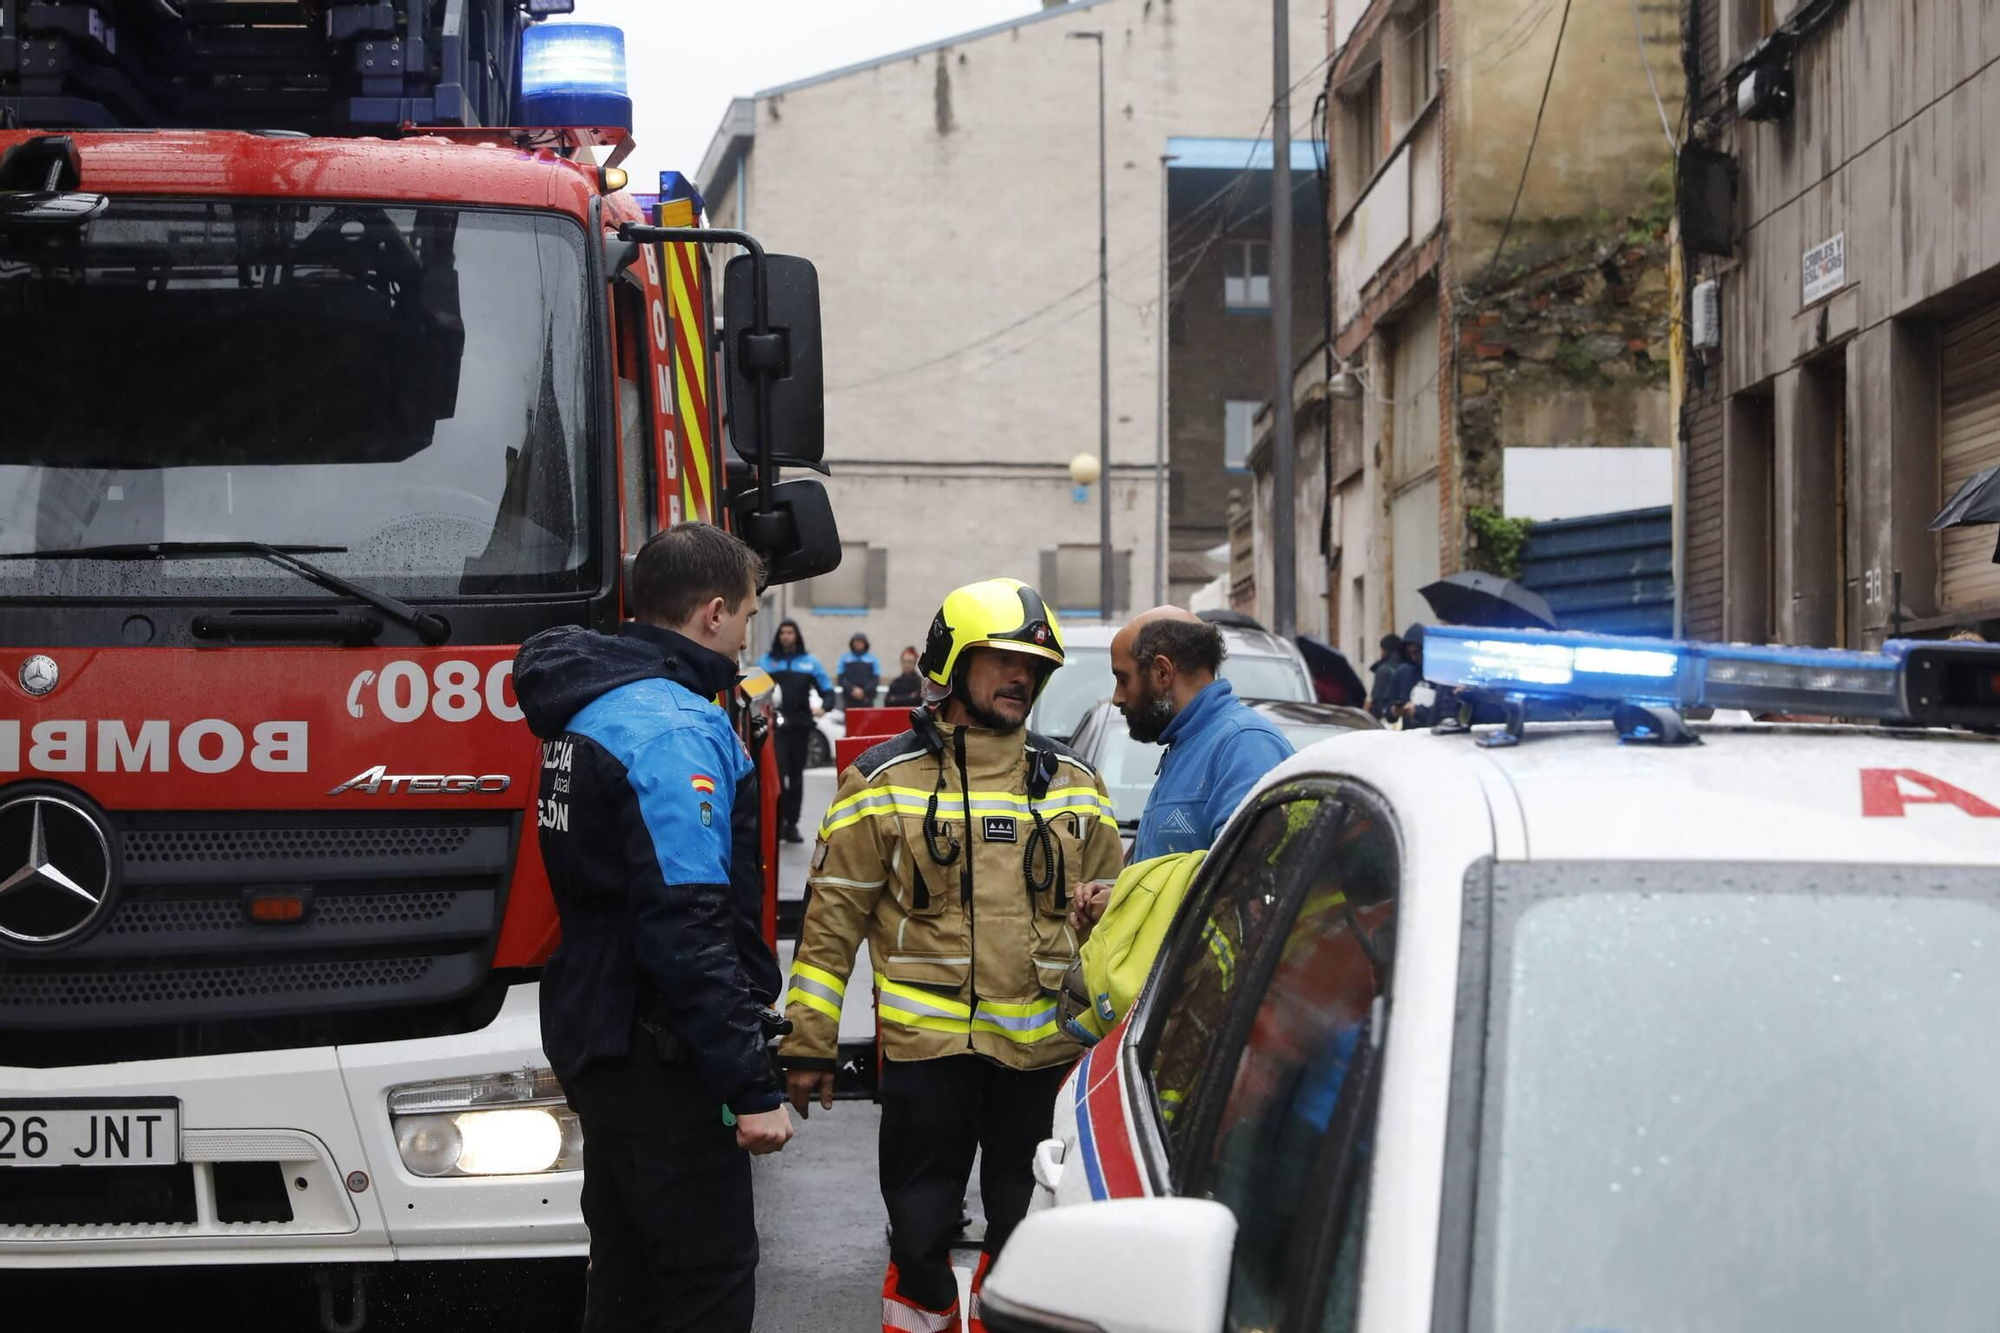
[0,792,117,947]
[18,654,58,697]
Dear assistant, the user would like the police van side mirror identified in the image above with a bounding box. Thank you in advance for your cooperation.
[981,1199,1236,1333]
[723,252,824,473]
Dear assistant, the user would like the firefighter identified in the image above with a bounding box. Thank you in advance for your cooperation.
[514,523,793,1333]
[780,578,1124,1333]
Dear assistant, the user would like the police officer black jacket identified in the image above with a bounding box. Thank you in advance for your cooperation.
[513,621,784,1114]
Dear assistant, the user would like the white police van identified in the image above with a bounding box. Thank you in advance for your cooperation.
[981,627,2000,1333]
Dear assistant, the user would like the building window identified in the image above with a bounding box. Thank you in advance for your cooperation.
[795,542,887,614]
[1722,0,1780,65]
[1399,0,1439,130]
[1043,544,1132,618]
[1337,62,1383,213]
[1224,400,1261,472]
[1224,240,1271,311]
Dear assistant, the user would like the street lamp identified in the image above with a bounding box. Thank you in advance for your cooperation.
[1068,29,1111,623]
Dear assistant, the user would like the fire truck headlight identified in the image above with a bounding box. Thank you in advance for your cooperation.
[453,1108,564,1176]
[392,1108,584,1177]
[388,1069,584,1177]
[395,1116,464,1177]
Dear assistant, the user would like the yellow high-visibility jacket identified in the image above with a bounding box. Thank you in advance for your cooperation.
[780,719,1123,1072]
[1065,850,1208,1042]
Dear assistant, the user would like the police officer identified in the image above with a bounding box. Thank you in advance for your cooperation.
[760,618,834,844]
[779,578,1124,1333]
[514,522,793,1333]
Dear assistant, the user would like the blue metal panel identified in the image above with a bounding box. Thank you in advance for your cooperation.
[1518,506,1675,637]
[1165,137,1324,172]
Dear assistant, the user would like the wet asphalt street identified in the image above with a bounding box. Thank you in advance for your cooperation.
[13,766,984,1333]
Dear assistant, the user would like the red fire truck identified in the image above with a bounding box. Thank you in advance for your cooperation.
[0,1,836,1319]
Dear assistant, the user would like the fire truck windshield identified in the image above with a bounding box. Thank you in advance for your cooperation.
[0,200,596,600]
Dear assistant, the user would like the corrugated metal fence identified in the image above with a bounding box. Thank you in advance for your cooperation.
[1518,506,1675,637]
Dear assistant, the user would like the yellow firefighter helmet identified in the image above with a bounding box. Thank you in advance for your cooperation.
[917,578,1066,700]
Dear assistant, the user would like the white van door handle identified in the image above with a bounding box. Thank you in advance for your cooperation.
[1032,1138,1066,1192]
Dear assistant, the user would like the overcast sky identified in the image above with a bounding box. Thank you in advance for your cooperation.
[571,0,1043,196]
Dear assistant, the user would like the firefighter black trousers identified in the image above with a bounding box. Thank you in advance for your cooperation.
[878,1053,1071,1312]
[565,1045,758,1333]
[774,722,812,836]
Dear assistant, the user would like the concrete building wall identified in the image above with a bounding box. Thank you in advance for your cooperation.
[1450,0,1683,286]
[1246,361,1333,638]
[706,0,1322,641]
[1682,0,2000,645]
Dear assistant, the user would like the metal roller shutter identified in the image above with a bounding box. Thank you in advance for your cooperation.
[1940,305,2000,611]
[1936,304,2000,608]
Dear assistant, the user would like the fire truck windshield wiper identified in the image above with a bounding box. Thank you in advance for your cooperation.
[0,541,451,645]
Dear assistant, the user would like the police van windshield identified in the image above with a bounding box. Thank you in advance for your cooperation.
[1467,861,2000,1333]
[0,201,595,599]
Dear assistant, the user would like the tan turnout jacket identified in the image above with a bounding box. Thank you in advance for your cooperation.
[781,719,1123,1071]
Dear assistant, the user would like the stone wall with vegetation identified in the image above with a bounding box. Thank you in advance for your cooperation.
[1453,202,1676,576]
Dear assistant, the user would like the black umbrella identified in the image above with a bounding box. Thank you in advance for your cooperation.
[1293,635,1367,707]
[1419,571,1557,630]
[1931,463,2000,564]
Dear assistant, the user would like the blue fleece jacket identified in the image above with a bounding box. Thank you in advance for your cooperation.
[1132,679,1295,860]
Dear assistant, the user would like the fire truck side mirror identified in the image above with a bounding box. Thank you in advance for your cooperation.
[734,479,841,590]
[722,253,825,474]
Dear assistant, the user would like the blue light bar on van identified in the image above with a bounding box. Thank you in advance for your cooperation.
[518,23,632,131]
[1422,625,1906,717]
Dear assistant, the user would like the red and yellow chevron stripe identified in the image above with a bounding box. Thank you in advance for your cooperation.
[665,237,715,524]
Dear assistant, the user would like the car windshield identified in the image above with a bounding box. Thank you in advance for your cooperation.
[0,201,594,599]
[1032,645,1309,740]
[1093,715,1352,824]
[1470,861,2000,1333]
[1033,646,1114,739]
[1220,653,1309,703]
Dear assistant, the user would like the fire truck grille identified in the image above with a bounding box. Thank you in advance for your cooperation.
[0,954,472,1013]
[0,812,519,1033]
[100,888,466,939]
[124,823,478,865]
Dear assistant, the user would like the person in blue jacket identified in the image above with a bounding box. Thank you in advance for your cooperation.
[513,521,793,1333]
[834,632,881,712]
[759,619,832,843]
[1112,607,1295,862]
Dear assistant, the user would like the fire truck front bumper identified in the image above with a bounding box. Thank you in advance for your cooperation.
[0,982,587,1267]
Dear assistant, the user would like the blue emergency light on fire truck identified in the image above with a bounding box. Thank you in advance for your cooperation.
[1421,624,2000,744]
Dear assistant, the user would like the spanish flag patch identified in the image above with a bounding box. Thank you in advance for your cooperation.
[691,774,717,794]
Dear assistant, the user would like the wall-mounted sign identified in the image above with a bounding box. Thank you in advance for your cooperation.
[1802,232,1846,306]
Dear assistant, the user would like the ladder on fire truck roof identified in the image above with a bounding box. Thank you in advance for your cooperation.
[0,0,570,134]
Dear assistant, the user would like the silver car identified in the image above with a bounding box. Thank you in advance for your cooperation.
[1029,621,1315,742]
